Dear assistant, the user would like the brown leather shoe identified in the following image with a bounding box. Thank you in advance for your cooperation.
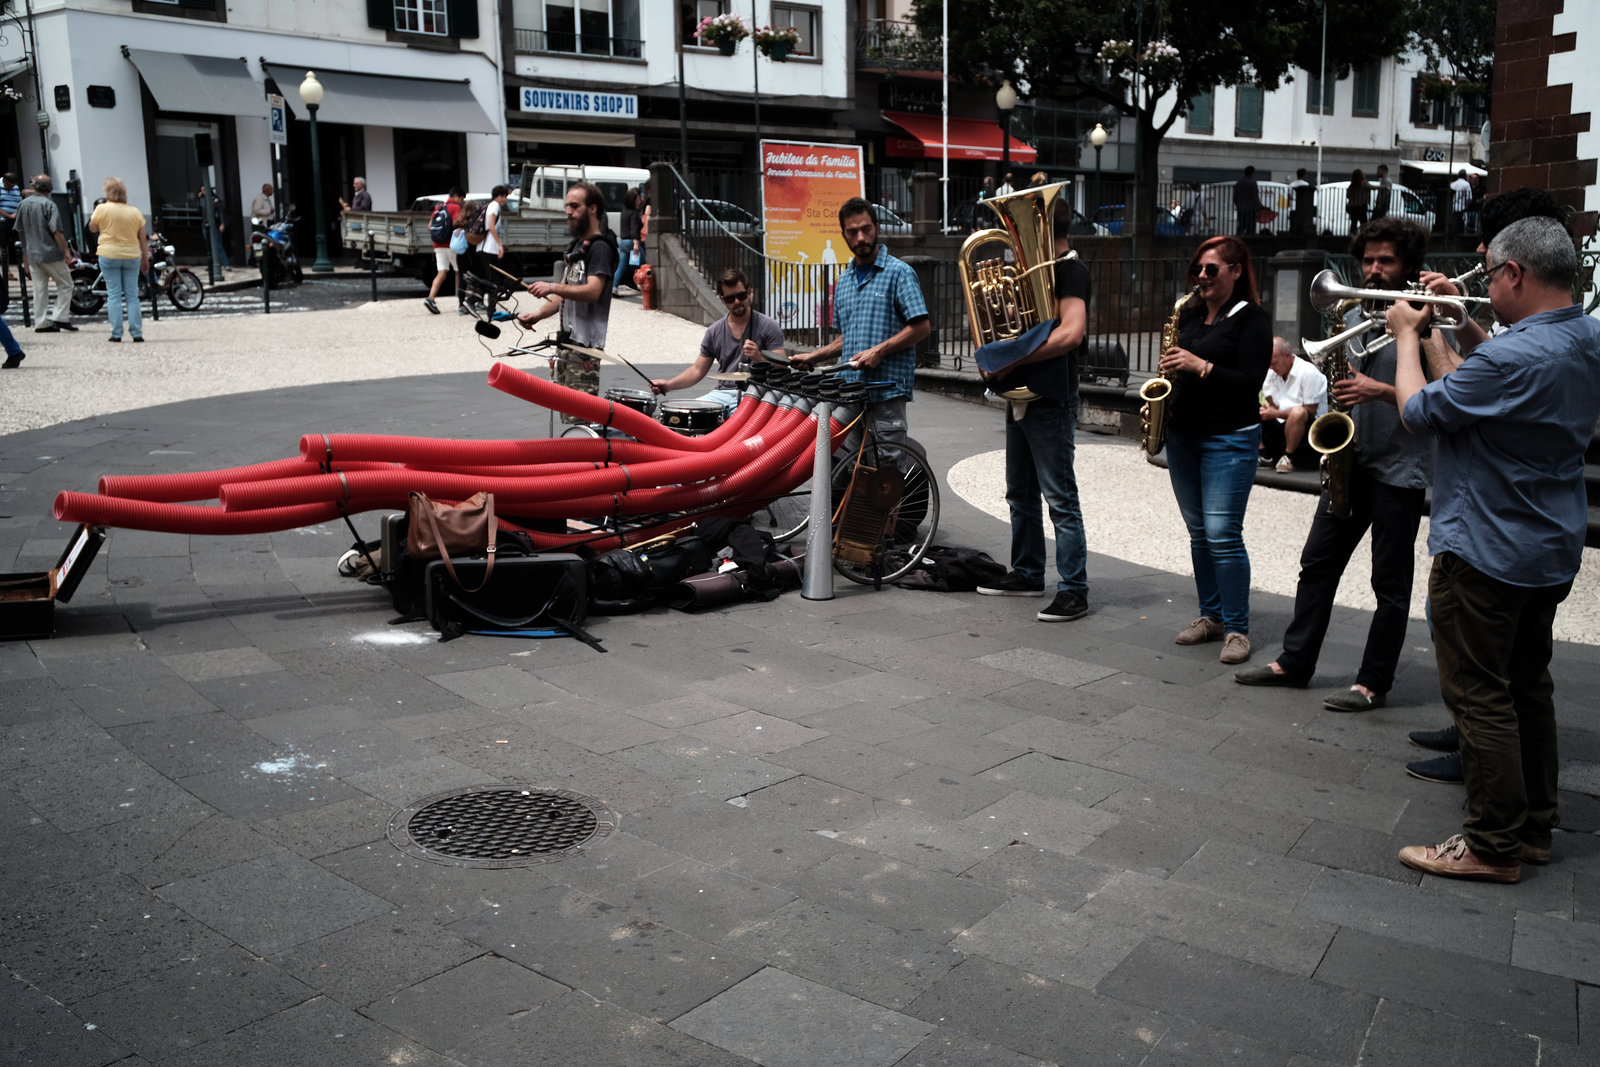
[1175,617,1223,645]
[1520,841,1551,865]
[1399,835,1520,883]
[1219,632,1251,664]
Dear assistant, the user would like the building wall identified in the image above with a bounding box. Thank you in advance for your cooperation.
[1517,0,1596,237]
[24,3,504,225]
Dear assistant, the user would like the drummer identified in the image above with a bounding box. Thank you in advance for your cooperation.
[650,268,786,413]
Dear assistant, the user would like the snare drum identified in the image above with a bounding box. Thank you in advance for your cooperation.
[658,399,725,435]
[605,388,658,419]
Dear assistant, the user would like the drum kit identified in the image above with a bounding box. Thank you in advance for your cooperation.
[596,389,726,437]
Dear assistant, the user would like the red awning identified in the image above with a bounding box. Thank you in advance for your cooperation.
[882,110,1036,163]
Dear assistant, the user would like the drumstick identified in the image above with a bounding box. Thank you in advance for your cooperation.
[489,263,523,284]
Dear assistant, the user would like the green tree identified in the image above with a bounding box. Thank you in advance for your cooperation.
[1410,0,1494,102]
[908,0,1417,236]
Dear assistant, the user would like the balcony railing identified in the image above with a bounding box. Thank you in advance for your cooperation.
[513,28,643,60]
[855,18,934,69]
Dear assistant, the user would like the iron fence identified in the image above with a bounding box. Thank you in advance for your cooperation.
[513,28,643,59]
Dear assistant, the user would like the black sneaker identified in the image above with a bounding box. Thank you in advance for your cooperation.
[1,351,22,368]
[976,571,1045,597]
[34,323,58,333]
[1406,751,1463,784]
[56,321,77,332]
[423,297,440,314]
[1409,724,1459,752]
[1037,591,1089,622]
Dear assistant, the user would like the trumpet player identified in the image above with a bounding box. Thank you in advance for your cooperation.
[1235,218,1450,710]
[1388,216,1600,883]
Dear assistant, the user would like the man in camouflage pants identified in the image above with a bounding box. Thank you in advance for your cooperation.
[519,181,617,424]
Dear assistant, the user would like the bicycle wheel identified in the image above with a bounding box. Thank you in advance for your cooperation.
[167,269,205,311]
[832,439,939,586]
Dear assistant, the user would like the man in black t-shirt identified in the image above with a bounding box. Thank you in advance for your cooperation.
[518,181,617,421]
[974,205,1093,622]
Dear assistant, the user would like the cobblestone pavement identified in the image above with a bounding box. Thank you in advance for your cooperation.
[3,296,1599,1066]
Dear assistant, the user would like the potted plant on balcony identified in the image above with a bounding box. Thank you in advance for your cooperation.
[753,24,801,62]
[695,13,750,56]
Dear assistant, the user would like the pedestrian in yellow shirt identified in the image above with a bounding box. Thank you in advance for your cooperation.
[88,178,150,343]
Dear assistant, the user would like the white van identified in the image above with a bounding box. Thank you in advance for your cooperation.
[1193,181,1295,236]
[520,164,651,235]
[1315,181,1437,236]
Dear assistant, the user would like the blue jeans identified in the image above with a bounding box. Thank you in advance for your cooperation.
[0,312,21,358]
[1004,397,1087,595]
[1165,424,1260,634]
[613,238,635,290]
[101,257,143,340]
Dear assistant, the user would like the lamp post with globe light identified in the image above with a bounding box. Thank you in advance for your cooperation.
[1090,123,1108,223]
[995,79,1017,187]
[300,71,333,272]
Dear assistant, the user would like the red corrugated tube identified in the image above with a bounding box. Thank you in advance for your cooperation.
[99,458,396,503]
[53,493,346,535]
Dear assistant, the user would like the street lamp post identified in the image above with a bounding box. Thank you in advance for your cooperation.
[995,79,1017,188]
[299,71,333,273]
[1090,123,1107,221]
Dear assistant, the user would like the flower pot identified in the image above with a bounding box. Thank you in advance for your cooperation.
[765,41,792,62]
[717,38,737,56]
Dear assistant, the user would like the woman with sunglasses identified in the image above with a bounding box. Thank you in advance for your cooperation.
[1158,236,1274,664]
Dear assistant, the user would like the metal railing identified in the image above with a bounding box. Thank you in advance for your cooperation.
[855,18,932,67]
[513,28,643,59]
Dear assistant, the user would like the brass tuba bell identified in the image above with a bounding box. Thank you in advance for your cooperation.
[960,182,1073,349]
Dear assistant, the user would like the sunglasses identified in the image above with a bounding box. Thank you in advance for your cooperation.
[1189,262,1228,278]
[720,290,752,304]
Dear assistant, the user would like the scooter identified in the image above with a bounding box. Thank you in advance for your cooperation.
[70,232,205,314]
[251,213,303,287]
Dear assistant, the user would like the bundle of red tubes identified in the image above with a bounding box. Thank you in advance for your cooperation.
[53,362,854,551]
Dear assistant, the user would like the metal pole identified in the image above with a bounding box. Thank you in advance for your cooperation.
[677,22,690,175]
[261,233,271,315]
[1316,0,1326,185]
[941,3,948,232]
[308,103,332,272]
[801,399,835,600]
[17,238,31,327]
[1094,146,1103,223]
[201,173,220,283]
[751,3,761,174]
[368,231,378,301]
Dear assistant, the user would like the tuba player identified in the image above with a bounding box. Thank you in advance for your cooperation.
[972,198,1093,623]
[1234,217,1450,710]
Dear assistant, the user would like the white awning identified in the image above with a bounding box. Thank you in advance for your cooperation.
[0,56,31,84]
[267,64,497,134]
[1400,159,1487,178]
[507,126,636,148]
[125,50,264,117]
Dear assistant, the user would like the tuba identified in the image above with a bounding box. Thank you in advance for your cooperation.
[960,182,1075,355]
[1140,286,1199,455]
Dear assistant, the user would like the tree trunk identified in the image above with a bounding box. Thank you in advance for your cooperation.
[1127,109,1164,241]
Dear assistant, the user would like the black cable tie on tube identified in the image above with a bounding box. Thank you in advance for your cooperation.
[321,434,333,473]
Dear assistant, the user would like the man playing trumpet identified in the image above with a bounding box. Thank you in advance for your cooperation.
[1235,217,1450,711]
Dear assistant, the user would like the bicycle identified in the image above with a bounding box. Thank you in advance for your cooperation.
[746,371,940,587]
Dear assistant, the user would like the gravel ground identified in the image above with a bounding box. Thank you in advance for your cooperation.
[5,291,1595,645]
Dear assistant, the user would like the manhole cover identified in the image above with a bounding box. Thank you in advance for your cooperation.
[388,786,617,868]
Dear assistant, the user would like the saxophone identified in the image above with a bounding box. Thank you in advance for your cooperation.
[1140,286,1200,455]
[1307,299,1361,518]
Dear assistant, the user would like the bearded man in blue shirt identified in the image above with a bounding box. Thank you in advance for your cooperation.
[1388,216,1600,884]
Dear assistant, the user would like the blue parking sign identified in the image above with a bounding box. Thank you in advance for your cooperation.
[267,94,287,146]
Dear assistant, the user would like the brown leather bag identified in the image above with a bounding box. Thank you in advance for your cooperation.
[407,491,498,593]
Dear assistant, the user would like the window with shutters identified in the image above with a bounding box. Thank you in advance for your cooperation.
[1305,71,1334,115]
[1351,64,1379,117]
[1234,83,1263,137]
[1186,88,1213,135]
[395,0,448,35]
[131,0,226,23]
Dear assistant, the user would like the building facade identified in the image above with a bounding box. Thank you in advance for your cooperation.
[8,0,506,259]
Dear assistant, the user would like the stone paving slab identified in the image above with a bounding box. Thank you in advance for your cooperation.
[4,372,1600,1066]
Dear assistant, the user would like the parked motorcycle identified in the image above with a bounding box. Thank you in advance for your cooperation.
[70,231,204,314]
[251,214,303,287]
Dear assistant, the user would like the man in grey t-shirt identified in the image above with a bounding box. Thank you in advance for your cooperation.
[651,267,786,412]
[17,174,80,330]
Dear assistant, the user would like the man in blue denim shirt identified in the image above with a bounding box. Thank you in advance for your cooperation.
[1388,216,1600,884]
[793,198,929,445]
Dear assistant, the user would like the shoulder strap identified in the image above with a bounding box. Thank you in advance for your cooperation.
[422,494,497,593]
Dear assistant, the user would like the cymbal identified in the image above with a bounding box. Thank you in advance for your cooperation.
[707,371,750,382]
[559,342,608,362]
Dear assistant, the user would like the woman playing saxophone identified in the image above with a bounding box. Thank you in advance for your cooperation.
[1158,236,1274,665]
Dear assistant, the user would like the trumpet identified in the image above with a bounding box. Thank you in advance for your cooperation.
[1299,269,1479,362]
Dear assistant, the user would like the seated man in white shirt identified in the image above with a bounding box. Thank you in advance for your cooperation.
[1259,336,1328,473]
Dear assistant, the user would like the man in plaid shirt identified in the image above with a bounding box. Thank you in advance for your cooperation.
[795,198,929,444]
